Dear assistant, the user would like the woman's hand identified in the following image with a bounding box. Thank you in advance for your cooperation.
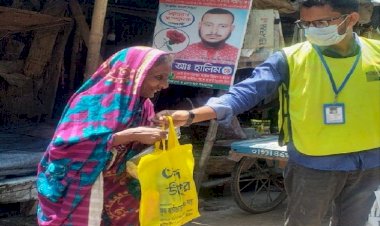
[112,127,168,146]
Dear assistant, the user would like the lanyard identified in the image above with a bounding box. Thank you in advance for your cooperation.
[313,45,361,102]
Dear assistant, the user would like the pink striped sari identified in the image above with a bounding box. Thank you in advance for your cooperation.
[37,47,168,226]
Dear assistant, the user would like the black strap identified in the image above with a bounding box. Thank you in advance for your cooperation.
[184,110,195,127]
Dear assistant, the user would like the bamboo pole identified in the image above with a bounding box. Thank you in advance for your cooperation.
[84,0,108,78]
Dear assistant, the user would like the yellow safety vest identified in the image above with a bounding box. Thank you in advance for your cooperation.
[279,37,380,156]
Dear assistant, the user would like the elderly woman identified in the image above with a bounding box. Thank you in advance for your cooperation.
[36,47,173,226]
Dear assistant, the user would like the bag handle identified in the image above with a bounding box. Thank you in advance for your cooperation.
[154,116,179,151]
[166,116,180,149]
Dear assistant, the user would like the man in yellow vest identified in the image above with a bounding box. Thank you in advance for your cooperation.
[155,0,380,225]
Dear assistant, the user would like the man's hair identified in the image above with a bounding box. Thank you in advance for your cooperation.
[201,8,235,23]
[300,0,359,14]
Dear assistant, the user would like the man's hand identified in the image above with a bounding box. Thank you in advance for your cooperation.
[113,127,168,146]
[152,110,191,127]
[153,106,217,128]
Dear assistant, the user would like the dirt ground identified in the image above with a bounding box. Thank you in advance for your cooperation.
[190,195,331,226]
[188,196,290,226]
[0,195,331,226]
[0,197,288,226]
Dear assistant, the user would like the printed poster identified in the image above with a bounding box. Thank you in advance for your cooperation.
[153,0,252,90]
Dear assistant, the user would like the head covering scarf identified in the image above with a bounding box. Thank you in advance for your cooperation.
[37,46,169,225]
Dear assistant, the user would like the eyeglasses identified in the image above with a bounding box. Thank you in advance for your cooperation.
[295,14,348,29]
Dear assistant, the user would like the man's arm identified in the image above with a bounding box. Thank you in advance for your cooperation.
[155,106,216,127]
[155,51,288,126]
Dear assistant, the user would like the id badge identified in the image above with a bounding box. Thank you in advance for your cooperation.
[323,103,345,124]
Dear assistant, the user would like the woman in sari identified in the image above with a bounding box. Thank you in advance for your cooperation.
[37,46,173,226]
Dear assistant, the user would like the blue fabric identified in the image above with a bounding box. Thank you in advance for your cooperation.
[206,51,285,124]
[206,51,380,171]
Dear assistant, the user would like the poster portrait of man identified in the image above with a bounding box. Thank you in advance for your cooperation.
[175,8,239,64]
[153,0,252,89]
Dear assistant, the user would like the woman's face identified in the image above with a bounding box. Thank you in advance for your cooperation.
[140,61,171,98]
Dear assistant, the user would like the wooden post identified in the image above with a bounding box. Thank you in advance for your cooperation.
[23,0,68,78]
[84,0,108,78]
[45,22,73,118]
[68,0,90,46]
[69,28,81,91]
[195,120,219,193]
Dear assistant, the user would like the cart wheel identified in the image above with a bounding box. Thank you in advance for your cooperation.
[231,157,287,214]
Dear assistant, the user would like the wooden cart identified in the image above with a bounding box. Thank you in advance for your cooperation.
[228,135,288,214]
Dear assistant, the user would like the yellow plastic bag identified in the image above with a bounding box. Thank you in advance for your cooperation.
[138,117,200,226]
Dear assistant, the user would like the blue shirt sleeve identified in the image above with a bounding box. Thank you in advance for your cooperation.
[206,51,288,126]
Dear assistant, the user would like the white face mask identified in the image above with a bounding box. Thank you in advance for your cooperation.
[305,19,348,46]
